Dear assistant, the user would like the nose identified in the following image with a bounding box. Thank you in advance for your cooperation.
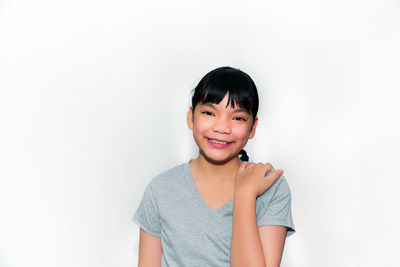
[212,117,231,134]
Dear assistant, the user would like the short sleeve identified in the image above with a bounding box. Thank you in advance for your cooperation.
[257,176,296,237]
[132,180,161,237]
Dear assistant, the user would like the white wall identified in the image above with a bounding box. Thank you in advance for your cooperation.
[1,0,399,266]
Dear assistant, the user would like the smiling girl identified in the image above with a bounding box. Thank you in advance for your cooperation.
[132,66,295,267]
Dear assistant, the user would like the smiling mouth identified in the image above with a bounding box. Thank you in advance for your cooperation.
[207,138,232,145]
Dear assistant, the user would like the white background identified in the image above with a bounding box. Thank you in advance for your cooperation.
[1,0,400,266]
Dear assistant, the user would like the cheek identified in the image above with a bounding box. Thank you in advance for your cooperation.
[193,117,212,133]
[234,124,252,138]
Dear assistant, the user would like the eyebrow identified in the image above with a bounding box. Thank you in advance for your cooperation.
[201,103,248,114]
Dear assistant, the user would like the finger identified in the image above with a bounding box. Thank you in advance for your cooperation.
[256,163,273,177]
[265,169,284,183]
[256,162,264,167]
[265,163,275,172]
[246,162,256,168]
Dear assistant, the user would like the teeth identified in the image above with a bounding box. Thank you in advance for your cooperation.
[209,139,227,144]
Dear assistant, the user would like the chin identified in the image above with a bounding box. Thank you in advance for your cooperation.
[201,152,238,165]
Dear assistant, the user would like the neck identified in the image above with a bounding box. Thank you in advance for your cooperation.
[190,154,242,184]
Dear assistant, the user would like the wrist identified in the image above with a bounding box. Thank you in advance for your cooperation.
[234,188,257,200]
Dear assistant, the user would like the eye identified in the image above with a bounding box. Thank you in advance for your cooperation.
[234,117,247,121]
[201,111,214,116]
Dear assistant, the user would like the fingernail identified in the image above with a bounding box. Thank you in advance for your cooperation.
[279,169,284,175]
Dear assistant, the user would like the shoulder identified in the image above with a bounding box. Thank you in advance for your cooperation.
[147,161,188,193]
[262,174,291,195]
[256,175,292,206]
[273,175,291,195]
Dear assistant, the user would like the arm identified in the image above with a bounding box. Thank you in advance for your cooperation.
[230,192,287,267]
[258,225,287,267]
[230,191,266,267]
[137,229,162,267]
[231,162,289,267]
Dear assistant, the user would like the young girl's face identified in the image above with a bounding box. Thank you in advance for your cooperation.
[187,93,258,164]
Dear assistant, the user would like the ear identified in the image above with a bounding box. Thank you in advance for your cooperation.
[187,106,194,130]
[248,116,258,139]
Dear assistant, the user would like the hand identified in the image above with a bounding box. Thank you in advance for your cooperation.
[234,162,284,198]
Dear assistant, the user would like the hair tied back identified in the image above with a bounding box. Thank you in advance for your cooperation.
[239,149,249,162]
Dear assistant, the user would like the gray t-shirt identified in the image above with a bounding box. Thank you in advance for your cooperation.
[132,159,295,267]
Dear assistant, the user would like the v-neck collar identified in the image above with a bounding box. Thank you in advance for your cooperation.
[184,159,234,216]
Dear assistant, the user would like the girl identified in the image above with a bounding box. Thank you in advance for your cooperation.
[132,66,295,267]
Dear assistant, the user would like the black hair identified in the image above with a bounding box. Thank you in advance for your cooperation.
[238,149,249,162]
[191,66,259,162]
[191,66,259,123]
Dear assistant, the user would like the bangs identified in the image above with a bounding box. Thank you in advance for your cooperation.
[200,86,252,115]
[192,67,259,118]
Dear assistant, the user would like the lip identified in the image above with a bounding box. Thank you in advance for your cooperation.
[207,137,232,143]
[206,137,233,148]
